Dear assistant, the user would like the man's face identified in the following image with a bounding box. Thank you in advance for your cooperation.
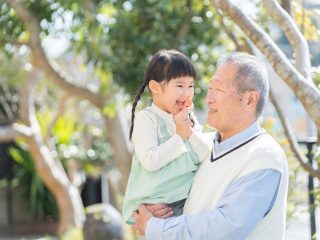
[206,63,245,134]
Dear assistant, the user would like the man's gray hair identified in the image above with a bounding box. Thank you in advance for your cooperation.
[217,52,269,117]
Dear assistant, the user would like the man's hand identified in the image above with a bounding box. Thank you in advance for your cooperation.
[174,105,194,140]
[132,204,154,236]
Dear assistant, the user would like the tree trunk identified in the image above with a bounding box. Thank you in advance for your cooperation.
[104,111,133,192]
[212,0,320,137]
[281,0,292,15]
[20,68,85,235]
[212,0,320,178]
[8,0,133,192]
[263,0,312,82]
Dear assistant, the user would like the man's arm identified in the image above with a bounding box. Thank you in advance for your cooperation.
[137,169,281,240]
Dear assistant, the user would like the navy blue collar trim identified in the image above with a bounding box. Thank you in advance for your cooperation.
[211,132,266,162]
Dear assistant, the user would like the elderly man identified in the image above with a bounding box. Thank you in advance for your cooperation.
[132,52,289,240]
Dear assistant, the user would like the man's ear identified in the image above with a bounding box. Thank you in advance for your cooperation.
[244,91,260,110]
[149,80,161,95]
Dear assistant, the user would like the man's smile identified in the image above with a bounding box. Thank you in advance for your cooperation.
[208,108,218,113]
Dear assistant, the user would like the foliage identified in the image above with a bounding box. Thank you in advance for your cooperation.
[0,53,26,86]
[9,142,59,220]
[0,0,224,175]
[81,135,114,177]
[0,0,62,57]
[293,1,319,42]
[312,66,320,88]
[0,51,60,220]
[0,85,19,125]
[37,106,114,177]
[0,53,26,125]
[0,0,229,109]
[105,0,225,108]
[61,227,83,240]
[32,0,228,108]
[36,108,82,145]
[0,1,319,238]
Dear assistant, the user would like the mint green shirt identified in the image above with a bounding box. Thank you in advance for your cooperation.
[122,106,201,224]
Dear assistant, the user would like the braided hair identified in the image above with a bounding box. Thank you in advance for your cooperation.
[129,49,196,140]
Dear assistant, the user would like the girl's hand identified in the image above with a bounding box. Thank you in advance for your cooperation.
[145,203,173,219]
[174,105,194,140]
[185,99,194,108]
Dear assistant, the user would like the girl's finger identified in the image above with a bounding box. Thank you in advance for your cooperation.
[153,206,172,217]
[184,119,192,125]
[158,210,174,219]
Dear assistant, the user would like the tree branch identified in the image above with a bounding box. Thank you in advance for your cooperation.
[0,93,15,122]
[220,25,318,177]
[0,38,31,48]
[218,16,256,54]
[281,0,293,15]
[7,0,104,109]
[269,87,320,179]
[175,24,190,47]
[212,0,320,131]
[264,0,312,81]
[19,67,85,234]
[8,0,134,190]
[218,15,241,50]
[220,22,318,176]
[174,0,192,48]
[0,123,32,142]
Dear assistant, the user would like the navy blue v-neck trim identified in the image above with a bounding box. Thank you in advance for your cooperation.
[211,132,266,162]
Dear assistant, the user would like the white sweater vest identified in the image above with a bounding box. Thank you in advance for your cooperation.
[184,133,288,240]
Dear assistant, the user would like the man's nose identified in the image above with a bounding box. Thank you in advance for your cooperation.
[206,92,214,103]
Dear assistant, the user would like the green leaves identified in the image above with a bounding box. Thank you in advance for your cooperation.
[312,66,320,88]
[102,101,116,118]
[0,3,25,41]
[106,0,222,108]
[9,143,59,220]
[1,0,227,109]
[293,2,319,42]
[53,113,81,144]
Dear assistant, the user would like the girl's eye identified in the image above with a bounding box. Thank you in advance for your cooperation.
[189,85,194,88]
[177,85,183,88]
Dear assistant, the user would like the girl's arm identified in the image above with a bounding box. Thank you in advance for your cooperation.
[132,111,188,172]
[188,129,213,163]
[188,113,213,163]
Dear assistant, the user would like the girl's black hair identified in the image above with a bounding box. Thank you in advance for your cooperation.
[129,49,196,140]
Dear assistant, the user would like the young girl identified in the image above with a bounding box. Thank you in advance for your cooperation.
[122,49,210,224]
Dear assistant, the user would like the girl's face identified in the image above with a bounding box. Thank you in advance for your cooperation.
[152,76,194,114]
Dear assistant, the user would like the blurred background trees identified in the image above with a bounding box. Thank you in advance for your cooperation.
[0,0,319,239]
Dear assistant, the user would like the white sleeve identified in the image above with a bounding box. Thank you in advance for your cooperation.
[132,111,188,172]
[188,130,213,163]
